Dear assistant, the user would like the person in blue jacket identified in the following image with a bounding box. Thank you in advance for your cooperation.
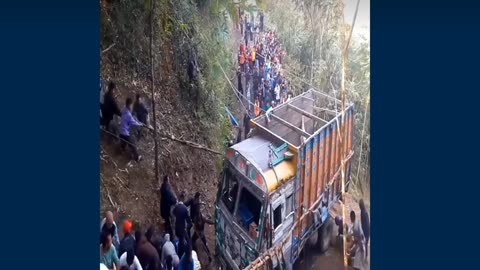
[177,244,194,270]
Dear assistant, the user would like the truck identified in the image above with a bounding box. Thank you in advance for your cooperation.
[215,89,355,270]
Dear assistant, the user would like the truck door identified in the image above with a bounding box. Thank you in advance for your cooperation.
[272,195,285,244]
[271,192,294,243]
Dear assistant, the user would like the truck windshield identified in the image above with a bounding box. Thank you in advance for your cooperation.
[221,168,239,214]
[236,186,262,232]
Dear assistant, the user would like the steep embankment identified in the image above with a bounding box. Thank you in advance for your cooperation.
[100,1,239,266]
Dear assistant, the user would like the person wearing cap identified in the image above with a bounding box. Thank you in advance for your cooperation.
[118,220,136,257]
[101,211,121,249]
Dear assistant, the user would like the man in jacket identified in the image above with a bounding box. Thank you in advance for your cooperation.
[173,192,192,249]
[161,234,180,268]
[191,209,214,263]
[243,114,251,139]
[120,97,145,162]
[359,199,370,258]
[135,230,161,270]
[133,94,150,141]
[101,81,121,132]
[160,175,177,236]
[100,211,120,249]
[237,66,243,95]
[118,219,136,257]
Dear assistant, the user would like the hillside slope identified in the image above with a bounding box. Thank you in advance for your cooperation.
[100,1,239,266]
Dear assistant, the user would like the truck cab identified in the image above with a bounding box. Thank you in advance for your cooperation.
[215,89,355,270]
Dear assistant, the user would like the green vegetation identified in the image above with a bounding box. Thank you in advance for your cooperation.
[100,0,250,154]
[267,0,370,198]
[100,0,369,198]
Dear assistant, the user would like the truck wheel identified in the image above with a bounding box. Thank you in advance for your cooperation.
[318,217,334,253]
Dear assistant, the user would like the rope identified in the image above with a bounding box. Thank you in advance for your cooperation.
[100,126,138,147]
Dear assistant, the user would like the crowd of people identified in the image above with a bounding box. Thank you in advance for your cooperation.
[100,8,370,270]
[334,199,371,269]
[100,176,213,270]
[236,11,294,125]
[100,81,153,162]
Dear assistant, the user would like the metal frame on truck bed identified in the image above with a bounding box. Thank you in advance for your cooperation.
[215,89,355,270]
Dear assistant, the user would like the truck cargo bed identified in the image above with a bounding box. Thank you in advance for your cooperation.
[251,89,355,258]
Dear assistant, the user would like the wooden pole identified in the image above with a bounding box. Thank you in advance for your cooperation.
[150,0,159,184]
[342,1,361,269]
[341,35,349,270]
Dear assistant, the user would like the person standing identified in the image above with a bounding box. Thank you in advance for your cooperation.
[243,114,250,139]
[240,14,244,35]
[145,226,164,260]
[334,216,345,252]
[187,49,198,82]
[161,234,180,268]
[101,81,121,132]
[177,244,194,270]
[160,175,177,236]
[100,231,120,270]
[239,51,245,73]
[118,220,136,257]
[359,199,370,258]
[120,97,144,162]
[173,192,192,244]
[185,192,202,227]
[259,11,264,32]
[237,66,243,95]
[119,248,143,270]
[133,94,150,141]
[135,230,161,270]
[191,211,214,263]
[101,211,121,249]
[250,47,256,72]
[348,211,366,270]
[254,98,260,117]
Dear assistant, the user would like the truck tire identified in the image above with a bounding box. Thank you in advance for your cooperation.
[318,217,334,253]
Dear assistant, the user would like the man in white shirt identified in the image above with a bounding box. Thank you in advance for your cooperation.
[119,249,143,270]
